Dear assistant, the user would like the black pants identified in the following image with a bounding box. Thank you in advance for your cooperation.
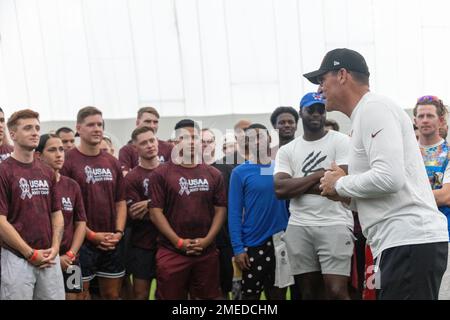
[376,242,448,300]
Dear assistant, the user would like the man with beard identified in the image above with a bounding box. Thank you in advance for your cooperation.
[274,92,354,299]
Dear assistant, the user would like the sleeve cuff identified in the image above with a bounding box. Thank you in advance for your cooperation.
[233,246,245,256]
[335,176,351,198]
[335,177,357,211]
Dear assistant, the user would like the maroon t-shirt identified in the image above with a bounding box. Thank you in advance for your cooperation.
[0,157,61,251]
[149,162,227,253]
[60,148,125,233]
[57,176,87,254]
[0,144,13,163]
[119,139,173,172]
[124,165,158,250]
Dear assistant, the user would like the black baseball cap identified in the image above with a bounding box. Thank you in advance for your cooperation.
[303,48,370,85]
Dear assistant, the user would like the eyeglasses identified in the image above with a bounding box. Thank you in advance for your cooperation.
[417,95,442,104]
[304,104,326,115]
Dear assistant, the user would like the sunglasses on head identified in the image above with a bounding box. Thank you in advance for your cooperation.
[417,95,442,104]
[304,104,326,115]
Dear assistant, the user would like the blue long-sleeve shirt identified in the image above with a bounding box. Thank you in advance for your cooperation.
[228,161,289,255]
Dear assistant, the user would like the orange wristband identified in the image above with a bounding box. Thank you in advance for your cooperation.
[87,231,96,241]
[28,249,38,262]
[66,250,76,261]
[176,238,184,249]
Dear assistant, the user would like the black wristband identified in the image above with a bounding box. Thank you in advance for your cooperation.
[115,230,124,236]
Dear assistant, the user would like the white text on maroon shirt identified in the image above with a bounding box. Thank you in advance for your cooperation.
[178,177,210,195]
[84,166,113,184]
[19,178,50,199]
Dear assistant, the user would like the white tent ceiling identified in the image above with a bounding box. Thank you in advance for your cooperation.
[0,0,450,122]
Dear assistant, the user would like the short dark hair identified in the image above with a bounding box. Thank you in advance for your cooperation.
[137,106,160,119]
[174,119,200,131]
[7,109,39,131]
[348,70,369,86]
[77,106,102,124]
[35,133,59,153]
[324,119,340,131]
[55,127,74,136]
[131,126,155,142]
[244,123,269,136]
[270,106,299,127]
[0,107,4,114]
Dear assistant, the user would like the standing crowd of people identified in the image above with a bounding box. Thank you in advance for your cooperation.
[0,48,449,300]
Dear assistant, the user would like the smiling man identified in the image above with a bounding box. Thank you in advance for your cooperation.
[270,106,298,157]
[309,48,449,300]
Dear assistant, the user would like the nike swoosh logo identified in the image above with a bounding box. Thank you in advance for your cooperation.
[371,129,383,138]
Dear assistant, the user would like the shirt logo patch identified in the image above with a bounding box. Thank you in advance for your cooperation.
[0,153,11,162]
[143,178,149,197]
[178,177,209,196]
[84,166,113,184]
[19,178,49,199]
[371,129,383,138]
[62,197,73,211]
[302,151,327,177]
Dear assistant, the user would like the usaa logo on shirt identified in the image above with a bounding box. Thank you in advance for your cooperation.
[143,178,149,197]
[19,178,49,199]
[62,197,73,211]
[84,166,113,184]
[178,177,209,195]
[0,153,11,162]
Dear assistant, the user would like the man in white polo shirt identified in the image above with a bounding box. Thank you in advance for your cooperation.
[309,48,448,300]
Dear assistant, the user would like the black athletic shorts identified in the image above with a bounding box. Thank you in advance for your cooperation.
[127,246,156,281]
[79,243,125,282]
[375,242,448,300]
